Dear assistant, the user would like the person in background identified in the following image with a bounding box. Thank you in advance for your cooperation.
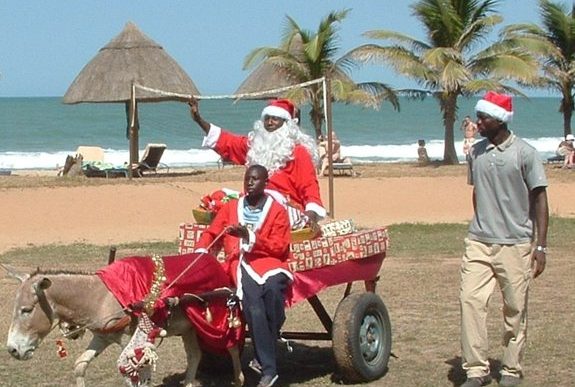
[462,115,478,156]
[195,165,291,387]
[460,91,548,387]
[189,97,325,229]
[318,131,349,176]
[556,133,575,168]
[417,139,430,166]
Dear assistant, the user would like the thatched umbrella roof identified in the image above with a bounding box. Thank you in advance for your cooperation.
[63,21,200,171]
[234,34,304,98]
[234,62,297,98]
[63,21,199,103]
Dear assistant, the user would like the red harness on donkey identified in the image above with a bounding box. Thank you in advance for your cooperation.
[97,252,245,353]
[96,252,245,385]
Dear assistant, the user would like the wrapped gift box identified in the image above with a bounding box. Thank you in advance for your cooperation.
[178,223,388,272]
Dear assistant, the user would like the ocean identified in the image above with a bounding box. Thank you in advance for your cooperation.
[0,96,566,170]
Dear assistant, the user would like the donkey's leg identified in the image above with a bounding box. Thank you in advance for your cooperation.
[228,345,244,387]
[73,333,121,387]
[181,328,202,387]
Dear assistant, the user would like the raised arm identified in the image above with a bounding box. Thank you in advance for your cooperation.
[188,97,210,134]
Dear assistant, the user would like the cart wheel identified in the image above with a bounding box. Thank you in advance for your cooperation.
[332,292,392,383]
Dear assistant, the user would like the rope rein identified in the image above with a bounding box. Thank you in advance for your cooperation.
[162,225,230,293]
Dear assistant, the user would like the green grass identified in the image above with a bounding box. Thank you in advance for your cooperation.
[1,218,574,386]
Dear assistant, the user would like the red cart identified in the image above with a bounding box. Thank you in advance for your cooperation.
[178,223,392,383]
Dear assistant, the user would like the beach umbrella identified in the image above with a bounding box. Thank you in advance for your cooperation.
[234,34,304,99]
[234,62,295,99]
[63,21,200,172]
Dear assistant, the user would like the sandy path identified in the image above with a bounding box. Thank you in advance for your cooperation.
[1,176,573,253]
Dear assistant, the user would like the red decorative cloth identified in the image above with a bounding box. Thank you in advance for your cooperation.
[213,130,323,212]
[96,253,244,355]
[288,253,385,306]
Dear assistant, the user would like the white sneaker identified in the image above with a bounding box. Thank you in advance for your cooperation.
[257,374,278,387]
[249,358,262,374]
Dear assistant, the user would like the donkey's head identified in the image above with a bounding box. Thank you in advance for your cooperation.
[3,264,55,360]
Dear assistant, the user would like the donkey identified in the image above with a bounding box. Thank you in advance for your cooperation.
[3,263,244,387]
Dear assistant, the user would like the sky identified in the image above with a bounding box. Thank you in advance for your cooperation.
[0,0,544,98]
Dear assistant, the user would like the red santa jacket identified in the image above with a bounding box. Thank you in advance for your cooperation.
[195,195,292,288]
[212,129,323,213]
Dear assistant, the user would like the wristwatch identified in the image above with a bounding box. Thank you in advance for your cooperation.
[535,245,547,254]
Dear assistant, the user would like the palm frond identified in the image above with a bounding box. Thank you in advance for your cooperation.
[363,30,431,51]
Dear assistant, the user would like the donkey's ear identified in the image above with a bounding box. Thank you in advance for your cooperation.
[0,263,29,283]
[37,277,52,290]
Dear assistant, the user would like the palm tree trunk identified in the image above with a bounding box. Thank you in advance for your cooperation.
[562,91,573,136]
[440,94,459,165]
[309,107,323,139]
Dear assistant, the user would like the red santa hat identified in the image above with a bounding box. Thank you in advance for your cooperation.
[261,99,295,121]
[475,91,513,123]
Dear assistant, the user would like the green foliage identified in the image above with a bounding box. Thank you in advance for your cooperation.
[503,0,575,135]
[388,222,467,257]
[387,217,575,258]
[345,0,541,164]
[244,9,398,138]
[1,241,179,269]
[5,218,574,266]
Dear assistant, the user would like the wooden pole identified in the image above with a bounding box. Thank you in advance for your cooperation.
[128,83,139,179]
[324,76,335,218]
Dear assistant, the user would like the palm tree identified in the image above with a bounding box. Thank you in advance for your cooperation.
[503,0,575,137]
[344,0,541,164]
[243,9,400,139]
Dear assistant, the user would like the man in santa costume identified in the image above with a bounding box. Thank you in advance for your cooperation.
[195,164,291,387]
[188,97,326,229]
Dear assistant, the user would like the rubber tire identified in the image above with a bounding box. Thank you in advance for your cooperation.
[332,292,392,383]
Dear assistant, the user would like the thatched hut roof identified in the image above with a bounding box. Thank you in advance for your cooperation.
[234,34,304,99]
[234,63,296,98]
[63,22,199,104]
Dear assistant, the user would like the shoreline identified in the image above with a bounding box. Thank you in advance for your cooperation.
[1,163,574,254]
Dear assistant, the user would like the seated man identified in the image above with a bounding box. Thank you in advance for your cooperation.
[556,134,575,168]
[318,131,351,176]
[189,97,326,229]
[195,165,291,387]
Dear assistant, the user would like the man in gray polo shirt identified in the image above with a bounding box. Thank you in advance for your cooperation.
[460,92,548,387]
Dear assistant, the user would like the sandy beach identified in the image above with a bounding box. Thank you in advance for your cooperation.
[1,163,574,253]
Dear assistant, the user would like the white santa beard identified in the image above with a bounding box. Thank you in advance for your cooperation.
[247,122,295,174]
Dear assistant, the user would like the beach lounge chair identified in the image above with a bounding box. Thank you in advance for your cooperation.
[332,160,355,176]
[76,146,128,178]
[132,143,169,177]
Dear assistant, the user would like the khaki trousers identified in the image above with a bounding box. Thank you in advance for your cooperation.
[460,238,532,378]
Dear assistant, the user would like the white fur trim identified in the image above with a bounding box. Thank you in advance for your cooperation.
[305,202,327,219]
[264,189,288,205]
[261,106,291,121]
[240,262,293,286]
[475,100,513,122]
[202,124,221,148]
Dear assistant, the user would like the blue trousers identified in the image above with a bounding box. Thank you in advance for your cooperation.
[241,266,289,377]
